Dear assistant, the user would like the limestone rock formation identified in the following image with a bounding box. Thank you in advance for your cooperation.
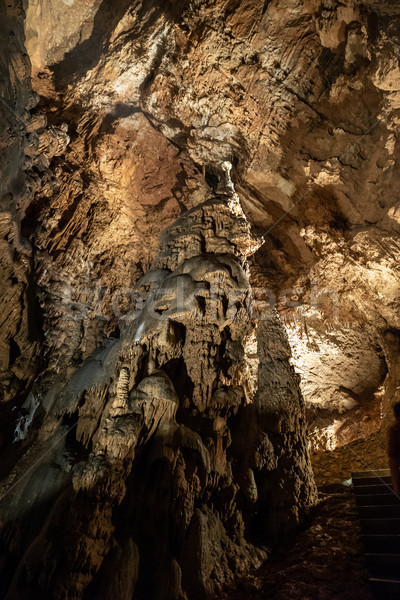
[6,0,398,450]
[0,182,316,599]
[1,0,400,596]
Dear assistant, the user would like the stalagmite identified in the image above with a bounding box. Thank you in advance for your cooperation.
[1,0,400,598]
[0,169,316,599]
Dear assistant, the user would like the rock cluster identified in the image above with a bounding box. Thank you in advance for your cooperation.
[1,0,400,596]
[221,485,373,600]
[6,0,398,450]
[0,182,316,598]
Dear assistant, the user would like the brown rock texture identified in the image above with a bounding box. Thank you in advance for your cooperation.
[5,0,398,448]
[221,485,373,600]
[1,0,400,597]
[0,2,39,410]
[0,186,316,599]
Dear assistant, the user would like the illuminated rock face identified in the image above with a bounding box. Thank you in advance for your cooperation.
[0,189,316,599]
[0,0,400,595]
[3,0,396,449]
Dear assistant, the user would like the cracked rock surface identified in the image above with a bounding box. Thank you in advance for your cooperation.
[1,0,400,597]
[0,189,316,599]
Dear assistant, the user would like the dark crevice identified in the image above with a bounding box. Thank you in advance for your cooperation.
[8,337,20,366]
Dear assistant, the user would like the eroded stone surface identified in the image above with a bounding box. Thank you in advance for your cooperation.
[0,190,316,599]
[1,0,400,595]
[8,0,399,449]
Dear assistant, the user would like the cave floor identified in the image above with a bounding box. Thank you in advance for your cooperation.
[219,431,390,600]
[219,484,372,600]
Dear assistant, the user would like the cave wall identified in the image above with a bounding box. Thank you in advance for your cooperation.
[6,0,399,449]
[0,0,400,596]
[0,0,43,431]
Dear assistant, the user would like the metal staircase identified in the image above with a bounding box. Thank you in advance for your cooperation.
[352,469,400,599]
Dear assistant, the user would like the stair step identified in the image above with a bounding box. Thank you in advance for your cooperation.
[354,484,395,496]
[361,535,400,554]
[353,473,400,594]
[352,469,391,479]
[356,493,400,506]
[358,505,400,519]
[369,577,400,600]
[353,476,392,487]
[366,554,400,579]
[360,519,400,535]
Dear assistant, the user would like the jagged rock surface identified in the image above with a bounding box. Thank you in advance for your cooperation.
[1,0,400,596]
[0,3,38,410]
[2,0,397,449]
[0,193,316,599]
